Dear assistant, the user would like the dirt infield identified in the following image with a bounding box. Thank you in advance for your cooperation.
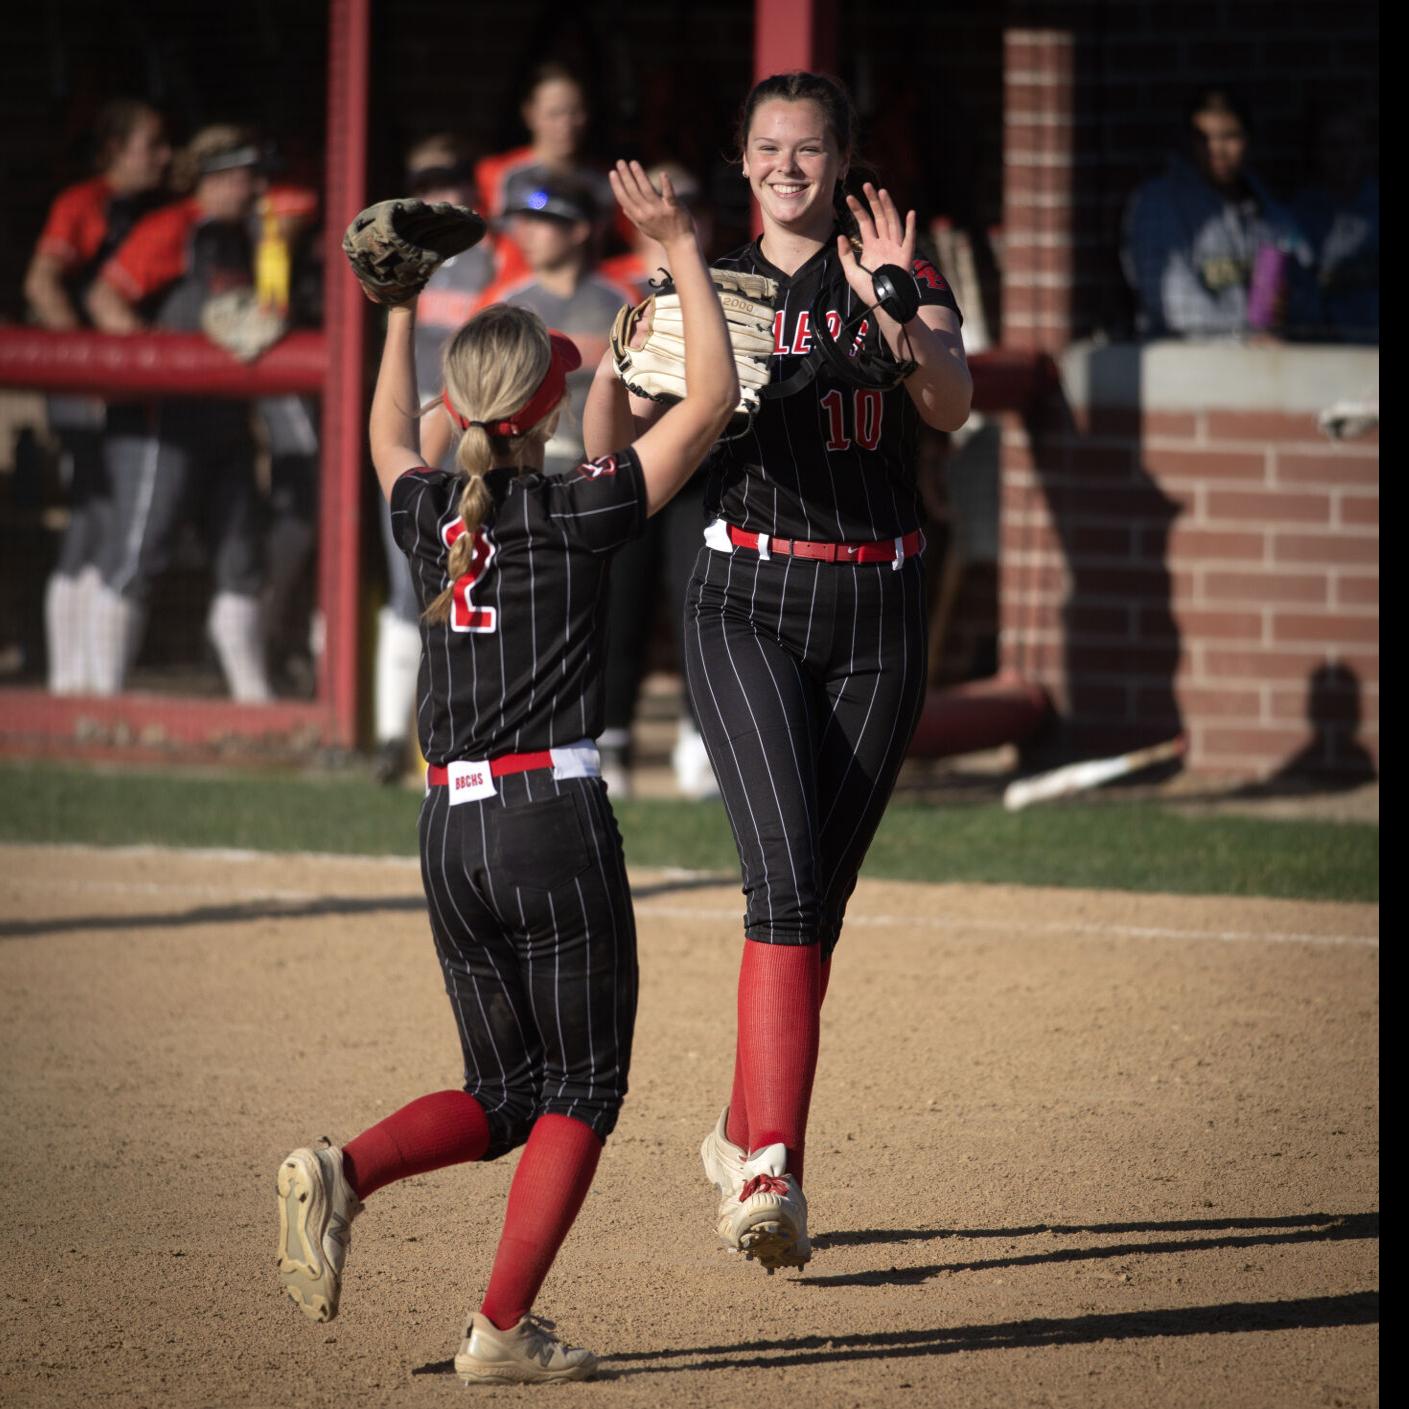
[0,844,1378,1408]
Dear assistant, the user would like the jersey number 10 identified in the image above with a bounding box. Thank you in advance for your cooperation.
[820,388,885,452]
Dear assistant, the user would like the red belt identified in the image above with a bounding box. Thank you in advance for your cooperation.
[426,750,554,786]
[726,523,924,564]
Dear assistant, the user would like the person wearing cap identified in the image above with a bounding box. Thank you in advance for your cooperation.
[468,174,638,484]
[24,98,172,696]
[84,125,273,700]
[369,135,500,781]
[474,64,627,285]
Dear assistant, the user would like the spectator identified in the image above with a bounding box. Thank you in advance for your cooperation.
[84,125,272,701]
[1121,87,1309,338]
[475,64,625,284]
[1288,105,1378,343]
[255,181,323,696]
[471,175,636,478]
[372,135,496,781]
[23,99,171,694]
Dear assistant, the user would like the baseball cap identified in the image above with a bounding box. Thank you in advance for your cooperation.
[501,172,596,225]
[190,129,266,176]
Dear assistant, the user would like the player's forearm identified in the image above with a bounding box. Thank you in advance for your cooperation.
[23,257,81,331]
[883,312,972,432]
[583,351,636,460]
[85,279,144,334]
[665,234,738,421]
[369,306,423,495]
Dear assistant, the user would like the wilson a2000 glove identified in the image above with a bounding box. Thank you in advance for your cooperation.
[610,268,777,435]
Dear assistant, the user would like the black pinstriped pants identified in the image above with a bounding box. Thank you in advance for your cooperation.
[417,773,638,1160]
[683,543,928,959]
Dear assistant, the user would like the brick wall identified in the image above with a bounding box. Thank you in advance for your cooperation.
[1000,343,1379,780]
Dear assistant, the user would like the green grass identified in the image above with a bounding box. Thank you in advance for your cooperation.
[0,762,1378,903]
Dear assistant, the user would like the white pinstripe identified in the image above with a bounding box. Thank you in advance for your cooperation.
[711,550,794,929]
[820,562,917,870]
[426,789,514,1116]
[743,556,822,886]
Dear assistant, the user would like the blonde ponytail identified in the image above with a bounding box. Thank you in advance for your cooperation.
[421,304,562,626]
[422,432,493,624]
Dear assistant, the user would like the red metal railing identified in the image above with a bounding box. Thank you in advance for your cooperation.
[0,0,368,762]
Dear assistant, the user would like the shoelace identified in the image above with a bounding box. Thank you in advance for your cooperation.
[521,1314,571,1367]
[739,1173,789,1201]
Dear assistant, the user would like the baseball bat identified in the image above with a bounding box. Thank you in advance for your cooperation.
[1002,735,1188,812]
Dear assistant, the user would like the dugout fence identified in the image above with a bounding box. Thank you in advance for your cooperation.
[0,0,1050,765]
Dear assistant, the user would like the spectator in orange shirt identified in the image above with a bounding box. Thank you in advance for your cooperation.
[23,99,171,694]
[84,125,273,701]
[475,64,626,285]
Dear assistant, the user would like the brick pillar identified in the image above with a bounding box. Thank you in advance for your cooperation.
[1001,28,1076,353]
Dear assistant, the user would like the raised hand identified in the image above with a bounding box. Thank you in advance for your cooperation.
[609,160,695,247]
[835,182,917,309]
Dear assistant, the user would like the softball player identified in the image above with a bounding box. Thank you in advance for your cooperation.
[274,161,737,1384]
[23,99,171,694]
[688,72,972,1270]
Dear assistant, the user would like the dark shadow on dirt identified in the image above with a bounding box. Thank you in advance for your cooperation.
[413,1290,1378,1377]
[799,1212,1377,1288]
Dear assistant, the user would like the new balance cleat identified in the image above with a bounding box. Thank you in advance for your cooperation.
[454,1312,598,1384]
[276,1139,364,1322]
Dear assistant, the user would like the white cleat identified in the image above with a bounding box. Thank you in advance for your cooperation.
[455,1312,599,1384]
[275,1140,363,1323]
[701,1105,747,1229]
[717,1142,811,1272]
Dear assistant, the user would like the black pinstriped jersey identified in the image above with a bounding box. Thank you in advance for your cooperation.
[390,448,646,766]
[706,235,961,543]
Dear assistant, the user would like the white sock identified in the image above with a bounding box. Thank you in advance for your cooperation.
[74,565,106,692]
[44,572,84,694]
[207,591,272,703]
[375,607,422,743]
[88,584,146,696]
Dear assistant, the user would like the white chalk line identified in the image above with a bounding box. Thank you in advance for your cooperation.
[1,855,1377,950]
[633,904,1378,950]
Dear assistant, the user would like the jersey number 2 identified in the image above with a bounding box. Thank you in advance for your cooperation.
[820,388,884,452]
[440,520,498,633]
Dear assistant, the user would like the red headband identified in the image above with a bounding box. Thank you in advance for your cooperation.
[441,330,582,437]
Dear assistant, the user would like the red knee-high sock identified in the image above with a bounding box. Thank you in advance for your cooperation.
[341,1090,490,1200]
[735,940,821,1186]
[727,954,830,1155]
[479,1115,603,1331]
